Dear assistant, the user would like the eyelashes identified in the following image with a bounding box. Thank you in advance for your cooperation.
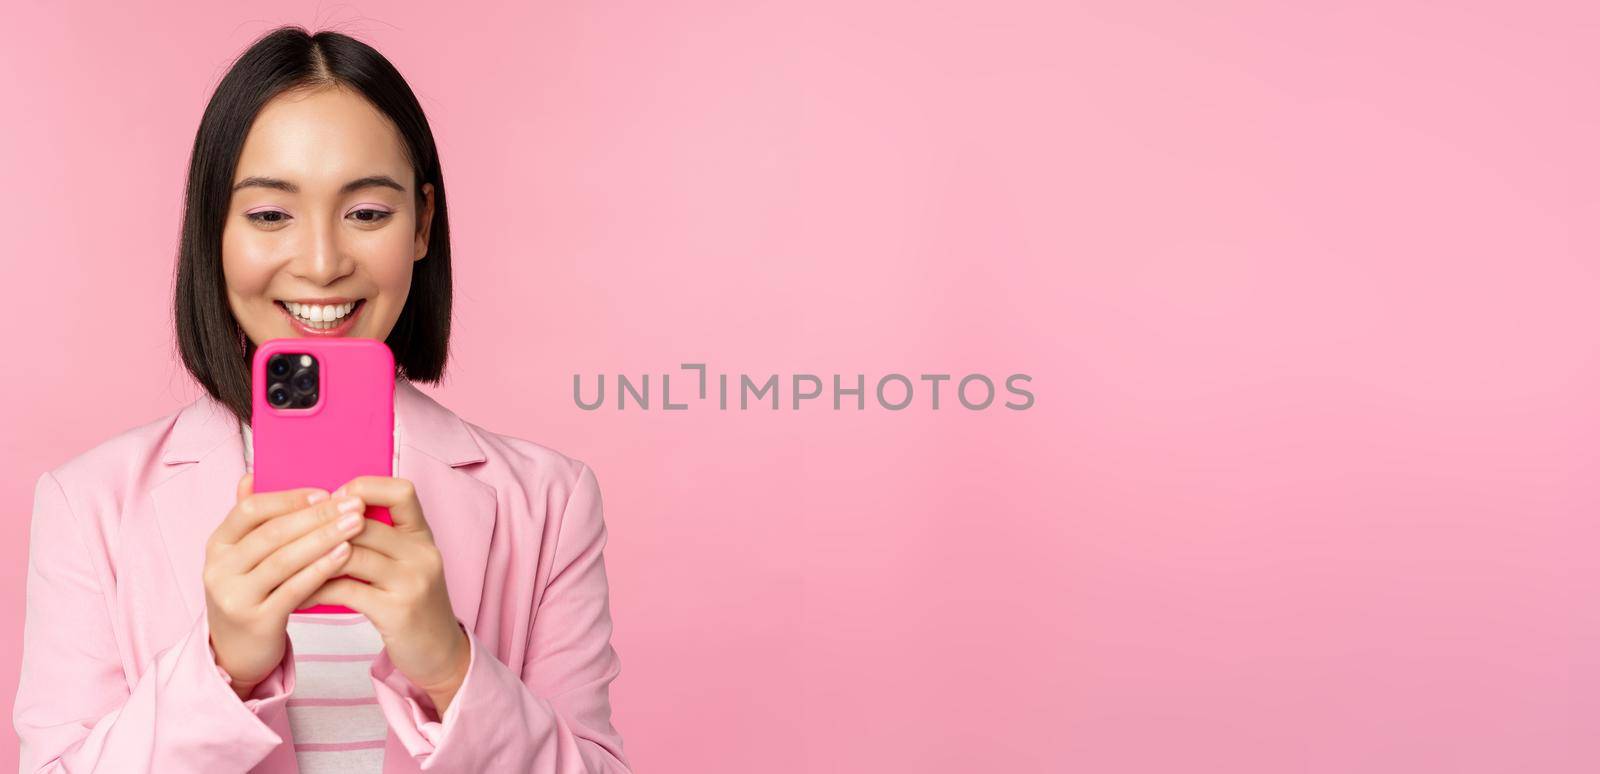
[349,208,394,224]
[244,208,394,227]
[245,210,290,226]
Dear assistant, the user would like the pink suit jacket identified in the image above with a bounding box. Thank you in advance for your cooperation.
[13,378,633,773]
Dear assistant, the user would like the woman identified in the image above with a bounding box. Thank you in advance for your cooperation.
[13,26,632,774]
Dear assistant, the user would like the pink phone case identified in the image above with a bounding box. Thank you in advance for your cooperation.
[250,337,395,614]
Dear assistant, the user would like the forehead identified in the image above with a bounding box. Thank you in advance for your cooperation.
[234,86,409,186]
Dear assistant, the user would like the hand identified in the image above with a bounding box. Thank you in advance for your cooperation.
[303,476,471,717]
[205,472,368,699]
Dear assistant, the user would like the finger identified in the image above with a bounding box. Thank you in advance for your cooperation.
[231,495,367,573]
[335,476,429,534]
[237,472,253,501]
[348,518,413,561]
[304,577,382,614]
[214,486,330,545]
[262,539,355,618]
[243,500,368,598]
[336,544,400,591]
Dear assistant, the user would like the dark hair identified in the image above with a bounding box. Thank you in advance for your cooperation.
[174,25,451,424]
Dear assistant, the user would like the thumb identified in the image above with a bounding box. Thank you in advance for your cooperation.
[236,472,253,501]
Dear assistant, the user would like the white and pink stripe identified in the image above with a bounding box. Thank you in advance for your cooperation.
[285,612,387,772]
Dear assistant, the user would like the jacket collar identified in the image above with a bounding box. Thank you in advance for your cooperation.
[151,377,498,633]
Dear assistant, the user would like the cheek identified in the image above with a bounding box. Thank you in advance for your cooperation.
[364,235,418,295]
[220,227,276,297]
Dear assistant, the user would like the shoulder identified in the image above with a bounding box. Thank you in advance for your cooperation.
[28,402,200,548]
[43,404,190,503]
[454,421,611,565]
[455,419,600,507]
[396,380,608,542]
[399,378,597,505]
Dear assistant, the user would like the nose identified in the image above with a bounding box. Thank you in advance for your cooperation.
[287,212,355,286]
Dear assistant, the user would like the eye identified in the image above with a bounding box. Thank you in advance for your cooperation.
[350,208,394,224]
[245,209,290,226]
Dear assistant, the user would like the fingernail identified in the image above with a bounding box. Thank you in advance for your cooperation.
[327,541,350,560]
[307,491,329,504]
[333,486,347,498]
[337,513,363,532]
[336,497,364,515]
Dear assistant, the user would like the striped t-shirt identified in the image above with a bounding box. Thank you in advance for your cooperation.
[241,422,387,772]
[283,613,388,772]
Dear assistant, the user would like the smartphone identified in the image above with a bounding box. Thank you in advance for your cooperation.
[250,337,395,614]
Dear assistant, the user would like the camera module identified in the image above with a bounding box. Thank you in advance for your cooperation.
[265,353,319,409]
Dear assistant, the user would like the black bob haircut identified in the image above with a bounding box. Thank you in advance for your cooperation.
[174,25,451,425]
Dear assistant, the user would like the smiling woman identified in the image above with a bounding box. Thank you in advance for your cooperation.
[14,24,632,774]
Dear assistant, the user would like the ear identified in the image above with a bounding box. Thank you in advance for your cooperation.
[415,182,435,261]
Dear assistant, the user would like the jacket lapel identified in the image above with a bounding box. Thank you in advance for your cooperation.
[151,392,246,622]
[152,378,497,631]
[391,379,498,631]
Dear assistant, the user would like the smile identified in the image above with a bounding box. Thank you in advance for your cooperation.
[275,298,367,334]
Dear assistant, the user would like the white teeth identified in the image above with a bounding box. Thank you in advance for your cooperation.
[283,300,358,329]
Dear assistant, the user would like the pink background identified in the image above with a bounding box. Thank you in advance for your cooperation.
[3,1,1596,771]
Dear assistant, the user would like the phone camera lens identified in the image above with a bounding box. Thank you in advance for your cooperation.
[268,385,290,407]
[292,369,316,393]
[268,355,292,379]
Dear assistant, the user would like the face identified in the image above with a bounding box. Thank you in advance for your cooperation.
[222,85,434,345]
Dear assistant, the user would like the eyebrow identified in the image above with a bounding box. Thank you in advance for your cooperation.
[231,175,407,195]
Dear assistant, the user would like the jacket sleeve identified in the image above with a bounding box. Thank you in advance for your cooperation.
[13,471,298,773]
[370,463,632,772]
